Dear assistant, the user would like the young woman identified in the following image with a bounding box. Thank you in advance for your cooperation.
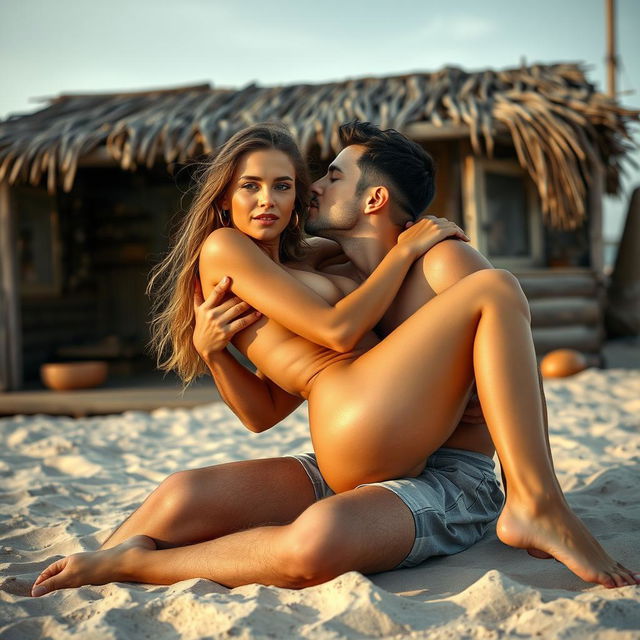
[32,123,637,595]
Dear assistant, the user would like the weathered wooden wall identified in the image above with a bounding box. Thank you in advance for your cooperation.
[16,169,181,383]
[517,270,605,362]
[21,294,100,379]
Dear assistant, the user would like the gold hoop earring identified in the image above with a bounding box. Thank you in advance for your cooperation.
[290,212,300,229]
[218,209,231,227]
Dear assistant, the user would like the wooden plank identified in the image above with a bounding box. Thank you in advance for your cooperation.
[77,147,121,168]
[529,297,600,327]
[531,325,603,355]
[405,121,511,142]
[0,377,221,417]
[404,122,471,141]
[0,182,23,390]
[516,272,598,298]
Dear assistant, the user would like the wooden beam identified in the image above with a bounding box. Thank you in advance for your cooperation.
[529,297,601,327]
[516,271,598,299]
[588,162,607,354]
[404,121,511,142]
[404,122,471,141]
[589,164,605,276]
[0,181,23,390]
[78,147,120,168]
[531,325,602,355]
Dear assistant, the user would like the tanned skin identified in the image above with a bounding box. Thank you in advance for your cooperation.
[31,147,638,596]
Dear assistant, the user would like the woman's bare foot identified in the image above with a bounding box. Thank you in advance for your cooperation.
[497,497,640,588]
[31,535,156,597]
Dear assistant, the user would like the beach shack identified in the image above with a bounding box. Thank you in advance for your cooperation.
[1,63,638,390]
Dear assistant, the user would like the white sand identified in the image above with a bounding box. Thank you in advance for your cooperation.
[1,368,639,639]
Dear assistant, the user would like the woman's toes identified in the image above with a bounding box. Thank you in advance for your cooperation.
[610,571,628,588]
[34,559,64,584]
[31,583,50,597]
[32,571,61,597]
[32,558,67,596]
[615,563,639,586]
[31,555,84,596]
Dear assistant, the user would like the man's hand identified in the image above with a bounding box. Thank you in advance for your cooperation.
[193,276,261,362]
[458,386,486,426]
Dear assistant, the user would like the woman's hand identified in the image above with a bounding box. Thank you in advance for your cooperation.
[192,276,261,363]
[397,216,469,260]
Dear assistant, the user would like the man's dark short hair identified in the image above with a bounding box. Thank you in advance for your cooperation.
[338,121,436,223]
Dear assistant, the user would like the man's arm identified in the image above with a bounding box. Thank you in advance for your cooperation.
[193,278,303,432]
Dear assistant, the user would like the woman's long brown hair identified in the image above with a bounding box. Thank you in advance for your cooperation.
[147,123,310,385]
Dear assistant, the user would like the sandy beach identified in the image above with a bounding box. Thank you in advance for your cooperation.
[1,367,639,639]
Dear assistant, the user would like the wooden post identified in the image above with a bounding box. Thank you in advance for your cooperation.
[0,181,22,391]
[589,164,605,276]
[460,140,481,252]
[588,163,607,353]
[606,0,618,98]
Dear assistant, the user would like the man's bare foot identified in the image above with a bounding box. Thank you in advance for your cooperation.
[497,497,640,588]
[31,535,156,597]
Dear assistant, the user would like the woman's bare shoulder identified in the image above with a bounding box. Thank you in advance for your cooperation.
[201,227,272,268]
[199,228,268,284]
[201,227,254,258]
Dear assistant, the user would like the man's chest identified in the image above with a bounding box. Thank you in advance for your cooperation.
[324,258,437,338]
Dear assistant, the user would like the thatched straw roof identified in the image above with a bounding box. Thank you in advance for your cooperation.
[1,63,638,228]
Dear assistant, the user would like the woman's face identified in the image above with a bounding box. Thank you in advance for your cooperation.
[223,149,297,245]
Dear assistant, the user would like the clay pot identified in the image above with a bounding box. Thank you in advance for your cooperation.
[40,361,108,391]
[540,349,588,379]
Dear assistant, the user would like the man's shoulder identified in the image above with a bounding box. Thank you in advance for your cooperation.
[417,239,493,282]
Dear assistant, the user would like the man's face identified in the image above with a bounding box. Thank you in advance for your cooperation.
[306,145,365,237]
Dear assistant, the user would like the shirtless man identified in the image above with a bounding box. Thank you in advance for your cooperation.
[31,122,556,595]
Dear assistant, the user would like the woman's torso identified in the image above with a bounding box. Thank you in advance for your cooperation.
[230,265,378,398]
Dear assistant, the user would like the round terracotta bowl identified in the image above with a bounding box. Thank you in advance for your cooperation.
[40,361,108,391]
[540,349,588,379]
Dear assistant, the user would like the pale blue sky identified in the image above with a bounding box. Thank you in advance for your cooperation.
[1,0,638,242]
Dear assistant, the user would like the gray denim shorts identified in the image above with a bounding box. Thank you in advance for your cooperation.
[287,447,504,569]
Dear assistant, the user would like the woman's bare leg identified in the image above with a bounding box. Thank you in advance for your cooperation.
[310,269,542,489]
[309,269,638,587]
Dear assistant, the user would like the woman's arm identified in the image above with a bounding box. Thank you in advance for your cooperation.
[193,277,302,432]
[200,219,467,352]
[206,350,303,433]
